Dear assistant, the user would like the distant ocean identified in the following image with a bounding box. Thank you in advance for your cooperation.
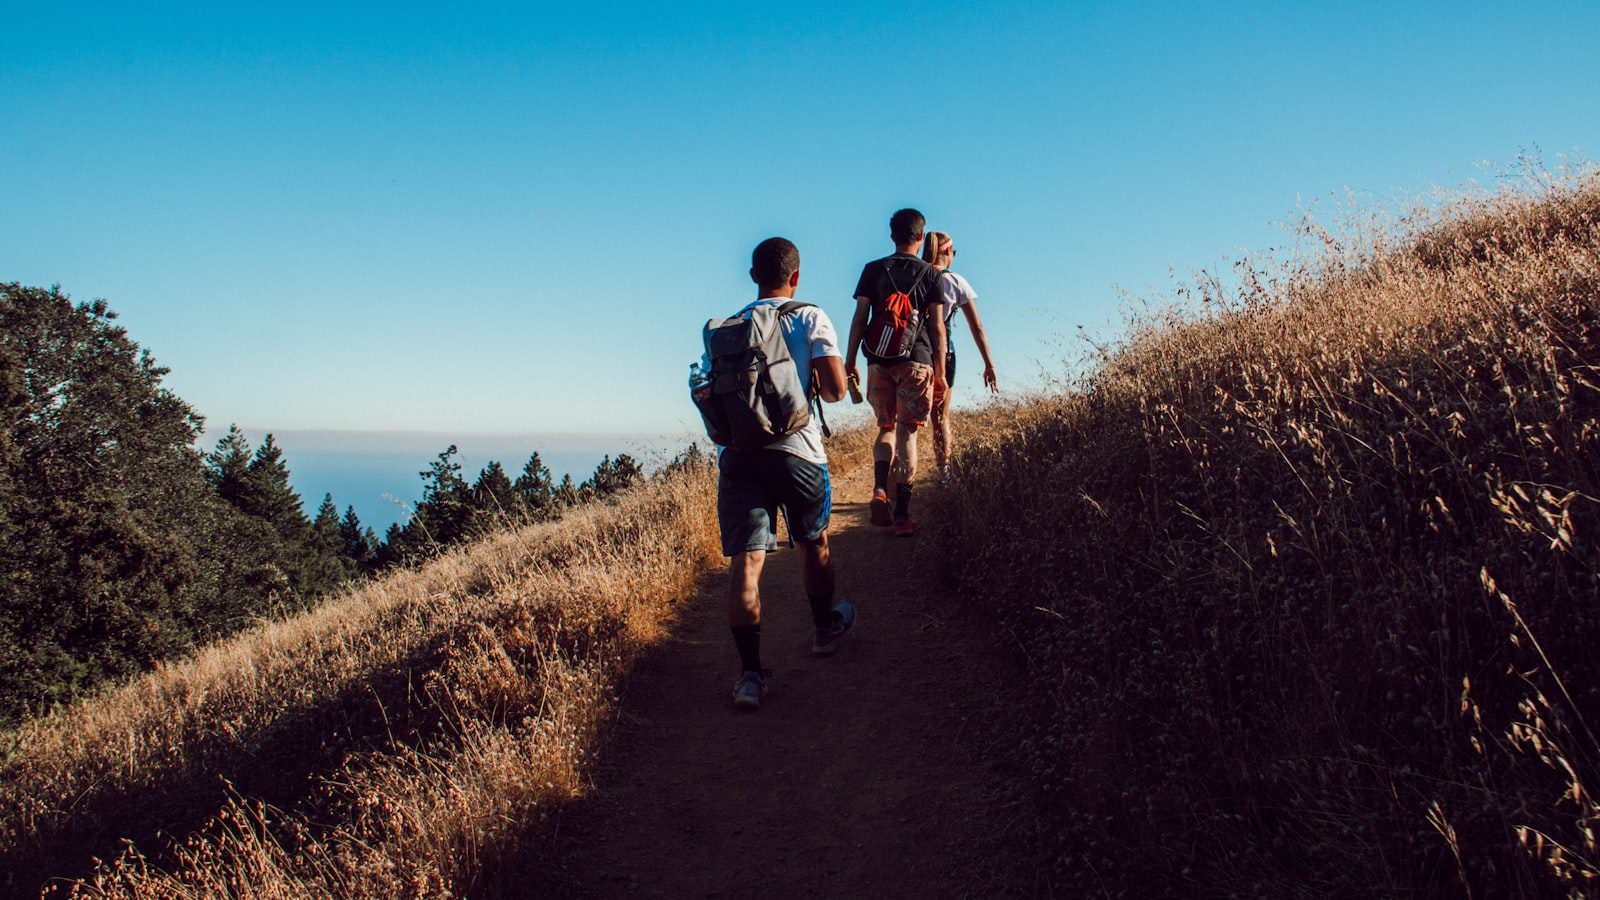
[201,429,700,534]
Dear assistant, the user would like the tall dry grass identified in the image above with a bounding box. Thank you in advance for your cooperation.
[1,458,719,897]
[936,170,1600,896]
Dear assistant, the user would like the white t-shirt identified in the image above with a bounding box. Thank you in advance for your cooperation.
[700,298,841,465]
[938,270,978,330]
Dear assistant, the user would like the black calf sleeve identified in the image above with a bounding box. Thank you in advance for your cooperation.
[873,460,890,492]
[894,482,913,519]
[731,625,761,673]
[809,593,835,630]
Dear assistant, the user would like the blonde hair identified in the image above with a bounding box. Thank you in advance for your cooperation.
[921,230,953,265]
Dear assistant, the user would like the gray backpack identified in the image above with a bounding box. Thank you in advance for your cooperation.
[693,301,825,450]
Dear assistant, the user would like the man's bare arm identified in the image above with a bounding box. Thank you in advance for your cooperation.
[812,356,847,402]
[844,296,871,377]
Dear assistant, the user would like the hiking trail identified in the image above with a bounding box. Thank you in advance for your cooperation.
[543,465,1033,898]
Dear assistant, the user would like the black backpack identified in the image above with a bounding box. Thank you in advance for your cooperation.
[863,260,936,363]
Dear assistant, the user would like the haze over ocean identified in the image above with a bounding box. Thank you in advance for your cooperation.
[213,429,697,534]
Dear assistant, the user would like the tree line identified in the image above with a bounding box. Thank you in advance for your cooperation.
[0,284,643,729]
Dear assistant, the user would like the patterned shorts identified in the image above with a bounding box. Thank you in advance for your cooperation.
[867,361,933,430]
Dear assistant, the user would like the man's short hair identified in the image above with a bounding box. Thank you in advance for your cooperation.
[890,208,926,245]
[751,237,800,288]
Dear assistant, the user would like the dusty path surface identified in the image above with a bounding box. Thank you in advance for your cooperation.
[542,466,1033,898]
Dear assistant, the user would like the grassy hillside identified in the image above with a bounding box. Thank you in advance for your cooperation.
[936,171,1600,896]
[1,455,718,897]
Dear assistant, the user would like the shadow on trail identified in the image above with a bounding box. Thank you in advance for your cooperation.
[517,482,1040,899]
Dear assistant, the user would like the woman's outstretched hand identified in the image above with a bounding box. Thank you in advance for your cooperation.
[983,365,998,393]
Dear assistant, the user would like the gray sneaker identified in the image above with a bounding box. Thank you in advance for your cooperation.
[732,670,768,710]
[812,601,857,656]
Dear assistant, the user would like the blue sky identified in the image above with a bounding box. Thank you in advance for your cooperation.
[4,1,1599,443]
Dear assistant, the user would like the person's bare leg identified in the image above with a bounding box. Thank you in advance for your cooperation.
[801,532,854,653]
[727,550,766,627]
[932,391,953,470]
[872,427,894,473]
[799,534,835,628]
[728,550,766,677]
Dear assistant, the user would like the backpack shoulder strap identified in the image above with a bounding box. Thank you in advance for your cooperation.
[776,300,815,316]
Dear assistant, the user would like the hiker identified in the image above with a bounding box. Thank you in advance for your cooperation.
[843,208,948,536]
[921,230,998,474]
[690,237,855,710]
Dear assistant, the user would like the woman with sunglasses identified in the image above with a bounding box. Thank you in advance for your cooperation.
[920,231,998,475]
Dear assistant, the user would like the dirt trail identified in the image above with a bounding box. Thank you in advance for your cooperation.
[543,466,1032,898]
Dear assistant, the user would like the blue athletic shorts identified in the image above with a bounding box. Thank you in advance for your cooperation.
[716,448,832,556]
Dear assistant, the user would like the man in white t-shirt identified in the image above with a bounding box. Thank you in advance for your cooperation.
[703,237,854,710]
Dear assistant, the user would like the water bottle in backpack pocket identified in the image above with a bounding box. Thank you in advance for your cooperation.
[692,302,815,450]
[863,264,930,363]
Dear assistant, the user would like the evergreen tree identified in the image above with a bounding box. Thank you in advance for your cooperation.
[585,453,644,500]
[303,493,356,590]
[514,451,555,521]
[0,284,290,725]
[206,424,252,506]
[339,505,377,572]
[242,434,309,542]
[471,460,517,527]
[662,442,708,476]
[583,455,613,500]
[311,494,342,552]
[615,453,643,487]
[553,473,579,509]
[416,444,472,546]
[375,521,408,569]
[603,453,643,496]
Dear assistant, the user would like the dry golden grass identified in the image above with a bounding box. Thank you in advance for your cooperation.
[1,458,719,897]
[935,168,1600,896]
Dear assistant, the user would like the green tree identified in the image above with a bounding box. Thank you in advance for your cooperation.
[311,494,342,553]
[206,424,253,506]
[584,453,644,500]
[242,434,309,542]
[553,473,579,509]
[416,445,471,546]
[514,451,555,521]
[303,493,355,589]
[0,284,289,725]
[339,505,378,572]
[375,521,409,569]
[470,460,518,533]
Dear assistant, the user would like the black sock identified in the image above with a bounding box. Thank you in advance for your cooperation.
[809,593,835,630]
[731,625,761,673]
[873,460,890,493]
[894,482,913,519]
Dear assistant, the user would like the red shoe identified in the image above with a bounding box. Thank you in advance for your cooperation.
[892,517,918,537]
[869,489,892,527]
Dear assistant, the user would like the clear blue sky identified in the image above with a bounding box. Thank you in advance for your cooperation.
[5,1,1598,439]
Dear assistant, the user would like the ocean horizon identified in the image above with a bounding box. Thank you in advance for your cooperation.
[199,428,701,534]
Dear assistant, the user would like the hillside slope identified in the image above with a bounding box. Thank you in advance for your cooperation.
[935,172,1600,896]
[1,458,719,896]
